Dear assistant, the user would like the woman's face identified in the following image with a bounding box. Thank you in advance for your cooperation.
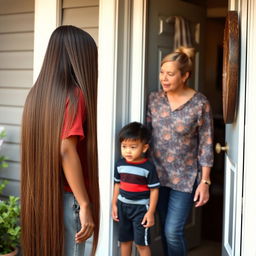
[159,61,188,93]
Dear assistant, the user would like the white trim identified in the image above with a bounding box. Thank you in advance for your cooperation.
[221,0,246,255]
[242,0,256,254]
[97,1,147,254]
[97,0,118,255]
[33,0,61,81]
[129,0,147,122]
[234,0,247,254]
[116,0,132,126]
[223,157,237,255]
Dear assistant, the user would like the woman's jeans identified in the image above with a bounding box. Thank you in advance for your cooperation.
[63,192,85,256]
[157,186,195,256]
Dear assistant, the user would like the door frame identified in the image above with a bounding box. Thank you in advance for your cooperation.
[221,0,246,255]
[97,0,147,254]
[98,0,256,255]
[33,0,61,81]
[242,0,256,254]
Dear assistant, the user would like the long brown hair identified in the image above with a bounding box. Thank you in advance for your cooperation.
[21,25,99,255]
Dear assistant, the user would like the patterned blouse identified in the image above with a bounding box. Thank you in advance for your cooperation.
[147,91,213,193]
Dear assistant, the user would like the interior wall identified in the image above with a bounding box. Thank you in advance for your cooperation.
[201,17,226,243]
[203,18,225,118]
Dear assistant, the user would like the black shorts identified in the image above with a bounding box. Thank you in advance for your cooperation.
[117,200,151,246]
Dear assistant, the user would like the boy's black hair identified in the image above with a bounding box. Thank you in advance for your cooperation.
[119,122,150,144]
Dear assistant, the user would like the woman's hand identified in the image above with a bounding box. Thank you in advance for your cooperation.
[193,183,210,207]
[75,204,95,243]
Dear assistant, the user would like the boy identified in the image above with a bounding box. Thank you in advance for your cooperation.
[112,122,160,256]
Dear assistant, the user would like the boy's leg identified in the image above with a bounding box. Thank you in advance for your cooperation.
[136,245,151,256]
[120,241,133,256]
[132,205,151,253]
[118,201,134,255]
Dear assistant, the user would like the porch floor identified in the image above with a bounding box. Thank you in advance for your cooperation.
[188,240,221,256]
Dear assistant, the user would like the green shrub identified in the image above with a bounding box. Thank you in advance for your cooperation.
[0,127,21,254]
[0,183,21,254]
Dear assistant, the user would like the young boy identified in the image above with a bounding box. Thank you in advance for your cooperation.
[112,122,160,256]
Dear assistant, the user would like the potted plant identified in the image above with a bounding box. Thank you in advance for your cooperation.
[0,127,21,256]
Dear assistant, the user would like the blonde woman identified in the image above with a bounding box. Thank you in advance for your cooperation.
[147,47,213,256]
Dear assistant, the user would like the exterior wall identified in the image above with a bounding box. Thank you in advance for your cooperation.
[0,0,99,198]
[62,0,99,43]
[0,0,99,253]
[0,0,34,197]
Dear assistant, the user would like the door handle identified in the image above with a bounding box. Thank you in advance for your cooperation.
[215,143,229,154]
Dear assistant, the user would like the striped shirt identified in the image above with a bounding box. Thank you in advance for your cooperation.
[114,158,160,205]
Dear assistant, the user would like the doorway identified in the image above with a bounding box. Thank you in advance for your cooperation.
[145,0,228,255]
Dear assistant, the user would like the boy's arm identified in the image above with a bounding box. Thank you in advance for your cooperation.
[141,188,159,228]
[112,183,120,222]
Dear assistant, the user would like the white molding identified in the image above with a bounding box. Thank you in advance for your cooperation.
[97,0,118,255]
[229,0,237,10]
[33,0,61,81]
[234,0,247,254]
[242,0,256,255]
[116,0,132,126]
[223,157,237,255]
[129,0,147,123]
[221,1,246,255]
[97,1,147,254]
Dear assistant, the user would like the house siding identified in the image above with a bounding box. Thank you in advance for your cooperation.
[0,0,99,198]
[0,0,34,197]
[62,0,99,44]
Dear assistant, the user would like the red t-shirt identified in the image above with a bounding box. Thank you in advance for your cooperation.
[62,89,87,192]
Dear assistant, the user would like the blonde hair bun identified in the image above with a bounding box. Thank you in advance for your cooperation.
[175,46,195,59]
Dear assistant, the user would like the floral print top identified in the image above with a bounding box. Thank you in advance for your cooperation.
[147,91,213,193]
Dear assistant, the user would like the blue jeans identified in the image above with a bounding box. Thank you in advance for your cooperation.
[63,192,85,256]
[157,186,195,256]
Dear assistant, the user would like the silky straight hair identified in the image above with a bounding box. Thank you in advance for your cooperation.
[21,26,100,256]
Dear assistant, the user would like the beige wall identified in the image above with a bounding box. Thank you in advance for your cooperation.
[0,0,99,197]
[0,0,34,197]
[62,0,99,44]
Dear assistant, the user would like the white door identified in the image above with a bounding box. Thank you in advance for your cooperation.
[221,0,246,255]
[145,0,206,254]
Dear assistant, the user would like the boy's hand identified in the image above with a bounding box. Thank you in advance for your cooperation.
[112,204,119,222]
[141,211,154,228]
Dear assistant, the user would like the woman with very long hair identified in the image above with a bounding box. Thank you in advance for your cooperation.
[21,25,100,256]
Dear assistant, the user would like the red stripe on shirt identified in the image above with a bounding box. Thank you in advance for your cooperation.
[120,182,149,192]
